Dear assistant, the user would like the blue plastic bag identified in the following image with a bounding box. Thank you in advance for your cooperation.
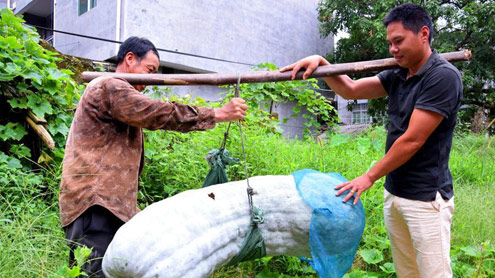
[293,169,365,278]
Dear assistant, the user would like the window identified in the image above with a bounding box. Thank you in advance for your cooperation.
[78,0,97,16]
[351,103,371,124]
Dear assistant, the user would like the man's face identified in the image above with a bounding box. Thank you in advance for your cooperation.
[386,21,429,70]
[127,50,159,91]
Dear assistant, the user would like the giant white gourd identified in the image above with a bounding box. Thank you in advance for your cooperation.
[103,174,363,278]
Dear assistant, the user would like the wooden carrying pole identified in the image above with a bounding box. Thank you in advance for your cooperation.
[82,50,471,86]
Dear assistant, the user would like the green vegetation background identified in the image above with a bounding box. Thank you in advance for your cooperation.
[1,8,494,278]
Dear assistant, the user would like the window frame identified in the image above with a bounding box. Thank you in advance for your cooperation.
[78,0,97,16]
[351,103,371,124]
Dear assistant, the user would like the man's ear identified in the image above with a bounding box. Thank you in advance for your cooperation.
[124,52,136,67]
[420,26,430,43]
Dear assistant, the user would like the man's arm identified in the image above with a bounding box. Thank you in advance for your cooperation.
[106,79,247,131]
[335,108,444,204]
[280,55,387,100]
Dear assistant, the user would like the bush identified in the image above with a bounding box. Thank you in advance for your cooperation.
[0,8,80,174]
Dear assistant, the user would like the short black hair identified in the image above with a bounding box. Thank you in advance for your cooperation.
[116,36,160,65]
[384,3,434,43]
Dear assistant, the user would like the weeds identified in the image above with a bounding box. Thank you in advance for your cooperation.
[1,119,494,277]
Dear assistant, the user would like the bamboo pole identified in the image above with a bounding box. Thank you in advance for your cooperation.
[27,110,47,125]
[25,116,55,150]
[82,50,471,86]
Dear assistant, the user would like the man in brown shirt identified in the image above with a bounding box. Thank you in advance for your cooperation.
[60,37,248,277]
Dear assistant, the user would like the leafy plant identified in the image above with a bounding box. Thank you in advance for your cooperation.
[0,8,80,168]
[451,242,495,278]
[223,63,340,137]
[358,249,384,265]
[51,246,92,278]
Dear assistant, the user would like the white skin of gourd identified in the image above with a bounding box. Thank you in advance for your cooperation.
[103,175,312,278]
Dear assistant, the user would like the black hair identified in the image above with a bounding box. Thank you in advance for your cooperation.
[384,3,434,43]
[116,36,160,65]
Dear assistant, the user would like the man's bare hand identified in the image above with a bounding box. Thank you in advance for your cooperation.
[214,98,248,122]
[334,173,375,205]
[280,55,330,80]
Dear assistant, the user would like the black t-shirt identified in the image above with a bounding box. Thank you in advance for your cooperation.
[377,51,463,201]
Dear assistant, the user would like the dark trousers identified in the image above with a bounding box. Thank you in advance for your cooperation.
[64,205,124,278]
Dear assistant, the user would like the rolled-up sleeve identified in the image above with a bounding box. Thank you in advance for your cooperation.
[105,78,216,132]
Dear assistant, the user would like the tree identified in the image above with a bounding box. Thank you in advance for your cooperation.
[317,0,495,133]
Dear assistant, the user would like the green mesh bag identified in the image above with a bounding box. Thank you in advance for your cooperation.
[202,148,239,187]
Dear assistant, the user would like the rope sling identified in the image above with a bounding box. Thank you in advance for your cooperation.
[203,74,266,265]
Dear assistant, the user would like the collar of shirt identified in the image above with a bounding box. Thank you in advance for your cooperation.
[397,50,440,81]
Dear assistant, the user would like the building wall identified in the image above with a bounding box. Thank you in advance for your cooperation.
[122,0,332,73]
[54,0,117,61]
[10,0,32,13]
[54,0,332,72]
[0,0,7,9]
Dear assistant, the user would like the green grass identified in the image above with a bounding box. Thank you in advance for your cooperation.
[1,125,494,277]
[450,134,495,247]
[0,197,67,278]
[453,183,495,246]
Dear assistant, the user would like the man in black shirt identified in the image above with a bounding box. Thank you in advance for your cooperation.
[281,3,462,278]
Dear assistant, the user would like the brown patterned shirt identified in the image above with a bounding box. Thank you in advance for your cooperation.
[59,77,216,227]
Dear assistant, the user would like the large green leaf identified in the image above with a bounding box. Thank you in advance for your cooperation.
[9,144,31,158]
[358,249,384,264]
[5,36,23,49]
[357,137,372,155]
[21,70,44,85]
[0,122,28,141]
[329,133,350,147]
[7,97,29,109]
[3,62,19,75]
[27,94,53,118]
[461,246,483,258]
[47,67,69,81]
[6,155,22,169]
[42,79,60,95]
[379,262,396,274]
[0,72,16,81]
[24,39,41,55]
[48,117,70,137]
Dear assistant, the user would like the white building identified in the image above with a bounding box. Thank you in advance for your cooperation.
[336,97,373,125]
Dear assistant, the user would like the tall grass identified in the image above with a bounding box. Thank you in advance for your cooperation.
[0,186,66,278]
[450,134,495,247]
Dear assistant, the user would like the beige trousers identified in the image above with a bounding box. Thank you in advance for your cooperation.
[384,189,454,278]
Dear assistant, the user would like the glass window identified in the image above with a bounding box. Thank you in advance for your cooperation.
[78,0,88,16]
[79,0,97,16]
[351,103,371,124]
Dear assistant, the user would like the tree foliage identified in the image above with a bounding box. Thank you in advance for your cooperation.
[317,0,495,133]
